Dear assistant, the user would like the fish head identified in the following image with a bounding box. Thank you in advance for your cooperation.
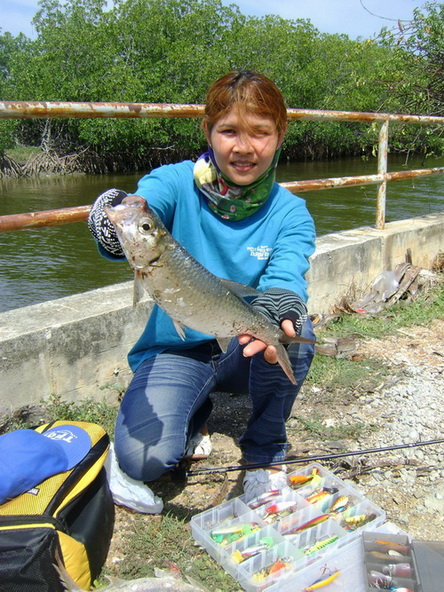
[104,195,167,270]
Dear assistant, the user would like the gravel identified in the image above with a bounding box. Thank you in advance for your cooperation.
[293,319,444,542]
[152,317,444,542]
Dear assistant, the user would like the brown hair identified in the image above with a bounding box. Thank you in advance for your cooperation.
[203,70,287,135]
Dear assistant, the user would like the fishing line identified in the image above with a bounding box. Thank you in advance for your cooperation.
[186,437,444,477]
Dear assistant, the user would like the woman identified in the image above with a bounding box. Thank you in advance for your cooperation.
[88,70,316,505]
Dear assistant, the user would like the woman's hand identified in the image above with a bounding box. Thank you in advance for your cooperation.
[88,188,127,259]
[239,319,296,364]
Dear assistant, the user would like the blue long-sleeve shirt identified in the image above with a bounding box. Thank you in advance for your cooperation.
[127,160,315,371]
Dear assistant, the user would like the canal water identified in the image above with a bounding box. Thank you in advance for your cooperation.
[1,154,443,312]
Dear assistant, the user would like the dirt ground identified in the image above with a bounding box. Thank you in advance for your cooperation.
[107,316,444,576]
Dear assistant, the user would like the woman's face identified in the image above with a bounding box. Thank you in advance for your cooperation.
[204,108,284,186]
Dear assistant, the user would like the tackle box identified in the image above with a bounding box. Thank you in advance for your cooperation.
[191,462,387,591]
[362,531,444,592]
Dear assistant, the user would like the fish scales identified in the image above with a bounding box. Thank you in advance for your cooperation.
[141,241,256,334]
[105,195,314,383]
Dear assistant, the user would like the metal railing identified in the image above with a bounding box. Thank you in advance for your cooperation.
[0,101,443,232]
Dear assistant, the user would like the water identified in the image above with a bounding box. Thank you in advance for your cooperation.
[1,155,443,312]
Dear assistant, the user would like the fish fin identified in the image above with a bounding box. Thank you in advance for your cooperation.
[280,333,316,346]
[133,272,146,307]
[219,278,261,302]
[173,319,186,340]
[275,344,297,385]
[216,337,231,353]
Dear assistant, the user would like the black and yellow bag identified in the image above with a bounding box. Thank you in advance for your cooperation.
[0,420,115,591]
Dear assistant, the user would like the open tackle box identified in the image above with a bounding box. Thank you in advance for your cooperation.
[191,462,387,591]
[362,531,444,592]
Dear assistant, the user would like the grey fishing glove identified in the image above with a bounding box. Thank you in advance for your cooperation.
[88,188,127,259]
[252,288,308,335]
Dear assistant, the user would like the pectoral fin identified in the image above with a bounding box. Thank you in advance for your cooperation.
[173,319,186,340]
[219,278,261,303]
[133,272,147,307]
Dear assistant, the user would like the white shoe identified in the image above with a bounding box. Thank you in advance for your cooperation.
[243,466,290,504]
[185,433,213,460]
[104,444,163,514]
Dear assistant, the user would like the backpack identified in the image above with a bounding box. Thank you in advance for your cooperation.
[0,420,115,591]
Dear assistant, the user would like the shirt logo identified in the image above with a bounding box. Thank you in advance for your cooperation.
[247,245,272,261]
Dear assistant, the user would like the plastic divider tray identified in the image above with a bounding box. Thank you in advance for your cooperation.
[362,532,418,592]
[191,462,386,591]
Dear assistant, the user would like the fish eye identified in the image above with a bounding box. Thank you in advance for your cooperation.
[139,220,152,233]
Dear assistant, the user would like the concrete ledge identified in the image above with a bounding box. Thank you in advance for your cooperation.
[0,283,148,407]
[306,212,444,312]
[1,212,443,408]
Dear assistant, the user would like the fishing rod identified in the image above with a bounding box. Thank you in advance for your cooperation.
[186,437,444,477]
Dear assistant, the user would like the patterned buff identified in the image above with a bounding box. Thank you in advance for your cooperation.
[194,147,282,221]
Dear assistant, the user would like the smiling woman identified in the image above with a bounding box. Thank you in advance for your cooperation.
[85,69,317,511]
[204,112,282,186]
[194,71,288,220]
[194,114,285,220]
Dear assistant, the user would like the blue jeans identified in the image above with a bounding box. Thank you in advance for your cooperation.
[114,320,315,481]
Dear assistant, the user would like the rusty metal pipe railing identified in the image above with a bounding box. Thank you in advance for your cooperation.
[1,167,443,233]
[1,101,444,126]
[0,102,205,120]
[0,205,92,232]
[1,101,443,232]
[280,167,444,194]
[376,121,389,229]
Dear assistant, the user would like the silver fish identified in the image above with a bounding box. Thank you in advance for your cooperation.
[104,195,314,384]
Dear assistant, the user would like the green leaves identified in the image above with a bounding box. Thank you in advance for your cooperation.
[1,0,442,163]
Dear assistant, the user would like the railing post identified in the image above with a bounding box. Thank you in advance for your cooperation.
[376,120,389,229]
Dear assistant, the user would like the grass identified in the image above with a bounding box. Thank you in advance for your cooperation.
[107,512,236,590]
[2,278,443,591]
[0,394,118,438]
[316,278,443,341]
[5,146,41,164]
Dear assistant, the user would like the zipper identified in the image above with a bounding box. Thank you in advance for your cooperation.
[0,514,68,532]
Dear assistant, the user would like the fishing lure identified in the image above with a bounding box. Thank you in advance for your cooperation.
[211,522,260,545]
[382,563,414,578]
[304,535,339,556]
[253,557,293,581]
[374,539,410,556]
[231,537,274,564]
[306,490,331,506]
[294,513,330,533]
[289,467,320,488]
[368,569,393,588]
[248,489,281,509]
[367,551,408,563]
[303,567,341,591]
[342,512,376,530]
[264,501,298,518]
[329,495,349,514]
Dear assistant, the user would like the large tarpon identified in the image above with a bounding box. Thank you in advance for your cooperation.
[104,195,314,384]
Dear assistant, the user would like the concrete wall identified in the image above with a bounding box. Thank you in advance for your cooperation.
[1,212,443,409]
[306,212,444,312]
